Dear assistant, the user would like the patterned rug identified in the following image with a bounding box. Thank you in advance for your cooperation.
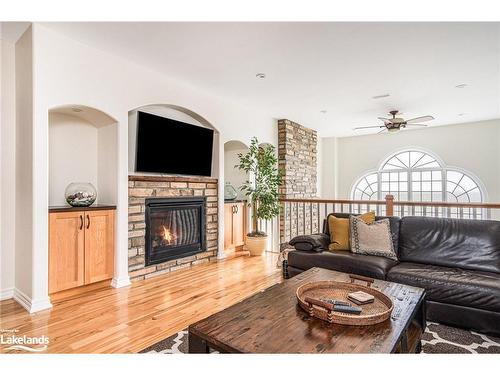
[139,322,500,354]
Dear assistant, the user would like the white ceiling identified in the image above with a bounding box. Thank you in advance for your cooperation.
[44,22,500,137]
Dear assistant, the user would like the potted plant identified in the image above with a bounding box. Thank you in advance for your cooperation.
[236,137,283,256]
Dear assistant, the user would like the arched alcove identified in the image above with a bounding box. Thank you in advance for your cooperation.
[127,104,220,177]
[48,105,118,206]
[224,140,250,200]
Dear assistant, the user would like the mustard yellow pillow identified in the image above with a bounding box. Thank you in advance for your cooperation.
[328,212,375,251]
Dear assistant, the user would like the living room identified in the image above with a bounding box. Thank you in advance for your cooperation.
[1,0,500,372]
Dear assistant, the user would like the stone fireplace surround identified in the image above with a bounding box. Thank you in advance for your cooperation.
[128,175,218,281]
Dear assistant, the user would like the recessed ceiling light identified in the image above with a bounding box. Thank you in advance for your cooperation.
[71,107,83,113]
[455,84,467,89]
[372,94,390,99]
[256,73,266,79]
[458,113,466,116]
[320,110,327,114]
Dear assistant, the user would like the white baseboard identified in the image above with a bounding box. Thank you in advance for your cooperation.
[111,276,131,288]
[13,288,52,313]
[0,287,14,301]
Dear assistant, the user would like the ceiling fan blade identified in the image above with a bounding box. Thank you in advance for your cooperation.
[353,125,385,130]
[377,129,387,134]
[406,115,434,123]
[405,124,428,127]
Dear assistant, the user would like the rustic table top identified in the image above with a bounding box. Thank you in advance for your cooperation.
[189,267,425,353]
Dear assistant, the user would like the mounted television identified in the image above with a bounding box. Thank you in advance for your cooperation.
[135,111,214,176]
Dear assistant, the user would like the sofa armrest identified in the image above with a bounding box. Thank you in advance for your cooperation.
[289,233,330,252]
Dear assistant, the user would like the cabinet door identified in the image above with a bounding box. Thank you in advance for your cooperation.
[84,210,115,284]
[224,203,234,250]
[232,203,246,247]
[49,211,85,293]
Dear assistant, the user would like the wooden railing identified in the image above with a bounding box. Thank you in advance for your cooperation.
[279,195,500,245]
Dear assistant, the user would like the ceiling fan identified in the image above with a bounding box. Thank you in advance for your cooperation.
[354,110,435,134]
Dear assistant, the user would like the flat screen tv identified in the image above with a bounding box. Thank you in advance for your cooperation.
[135,111,214,176]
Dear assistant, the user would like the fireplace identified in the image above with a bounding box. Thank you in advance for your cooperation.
[145,196,206,266]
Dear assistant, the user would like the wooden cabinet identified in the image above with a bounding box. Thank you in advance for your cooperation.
[49,211,85,293]
[49,206,115,294]
[84,210,115,284]
[224,202,246,252]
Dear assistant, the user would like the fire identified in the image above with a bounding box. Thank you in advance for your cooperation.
[162,225,176,245]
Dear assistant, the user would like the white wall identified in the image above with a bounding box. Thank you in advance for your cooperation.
[320,120,500,203]
[224,141,249,200]
[0,38,16,299]
[320,136,338,199]
[49,112,117,206]
[14,26,37,306]
[98,123,118,205]
[49,113,99,205]
[9,23,278,311]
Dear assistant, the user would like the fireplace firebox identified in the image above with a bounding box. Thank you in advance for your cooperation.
[145,197,206,266]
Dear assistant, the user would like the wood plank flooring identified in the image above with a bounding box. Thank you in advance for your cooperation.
[0,253,282,353]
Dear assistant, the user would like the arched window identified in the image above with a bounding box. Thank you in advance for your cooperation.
[351,150,485,219]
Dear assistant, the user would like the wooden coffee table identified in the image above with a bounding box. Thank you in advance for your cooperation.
[188,267,426,353]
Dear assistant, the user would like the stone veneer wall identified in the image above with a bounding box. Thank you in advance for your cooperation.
[128,175,218,281]
[278,119,318,244]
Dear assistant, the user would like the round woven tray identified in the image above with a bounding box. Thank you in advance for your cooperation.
[296,274,393,326]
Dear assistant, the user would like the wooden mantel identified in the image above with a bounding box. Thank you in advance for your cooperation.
[129,175,218,184]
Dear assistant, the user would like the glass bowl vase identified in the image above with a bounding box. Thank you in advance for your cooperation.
[224,182,238,201]
[65,182,97,207]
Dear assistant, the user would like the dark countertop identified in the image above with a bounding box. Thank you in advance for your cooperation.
[49,204,116,213]
[224,199,247,203]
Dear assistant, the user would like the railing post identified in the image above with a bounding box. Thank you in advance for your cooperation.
[385,194,394,216]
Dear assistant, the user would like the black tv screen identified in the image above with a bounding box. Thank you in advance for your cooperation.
[135,111,214,176]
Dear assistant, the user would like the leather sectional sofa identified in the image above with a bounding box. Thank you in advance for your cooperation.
[286,213,500,336]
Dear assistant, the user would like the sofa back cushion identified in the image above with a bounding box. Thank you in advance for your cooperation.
[323,213,401,255]
[399,216,500,273]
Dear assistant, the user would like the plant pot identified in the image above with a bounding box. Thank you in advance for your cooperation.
[245,235,268,256]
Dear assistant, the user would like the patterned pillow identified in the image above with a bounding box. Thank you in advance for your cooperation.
[350,216,397,260]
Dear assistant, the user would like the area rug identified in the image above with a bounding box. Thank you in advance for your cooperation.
[139,322,500,354]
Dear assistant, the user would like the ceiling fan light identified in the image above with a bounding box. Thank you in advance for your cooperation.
[388,127,399,133]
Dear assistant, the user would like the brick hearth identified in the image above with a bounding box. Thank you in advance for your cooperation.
[128,175,218,281]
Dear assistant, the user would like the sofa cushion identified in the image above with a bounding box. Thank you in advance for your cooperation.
[350,217,397,260]
[398,216,500,273]
[287,250,398,280]
[324,214,401,256]
[387,262,500,313]
[289,233,330,252]
[328,211,375,251]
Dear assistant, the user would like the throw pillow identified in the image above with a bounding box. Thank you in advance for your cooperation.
[289,233,330,252]
[328,212,375,251]
[350,216,397,260]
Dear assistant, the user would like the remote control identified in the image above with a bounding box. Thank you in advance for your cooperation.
[322,299,351,306]
[332,305,362,315]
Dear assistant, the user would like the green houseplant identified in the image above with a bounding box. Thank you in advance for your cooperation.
[236,137,282,255]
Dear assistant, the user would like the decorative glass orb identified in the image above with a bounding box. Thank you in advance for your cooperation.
[224,182,238,201]
[65,182,97,207]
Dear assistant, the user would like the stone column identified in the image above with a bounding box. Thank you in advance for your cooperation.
[278,119,318,246]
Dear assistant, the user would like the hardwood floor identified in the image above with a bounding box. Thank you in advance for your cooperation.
[0,253,282,354]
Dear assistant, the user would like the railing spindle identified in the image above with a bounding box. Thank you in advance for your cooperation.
[316,202,320,233]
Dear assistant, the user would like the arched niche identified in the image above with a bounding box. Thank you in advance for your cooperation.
[48,105,118,206]
[224,140,250,200]
[128,104,220,177]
